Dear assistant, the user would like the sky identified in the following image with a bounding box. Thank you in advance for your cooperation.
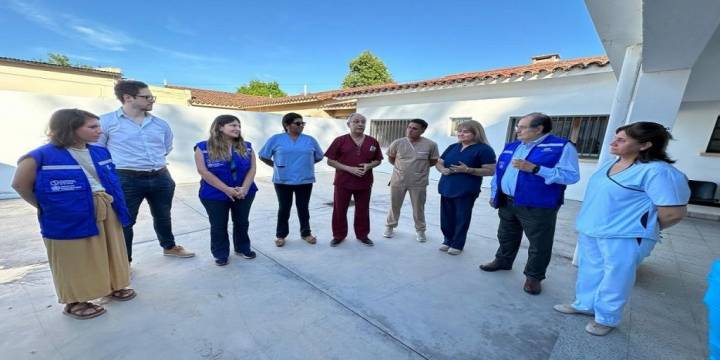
[0,0,606,95]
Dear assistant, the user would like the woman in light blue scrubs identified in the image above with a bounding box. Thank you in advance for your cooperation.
[554,122,690,336]
[258,112,324,247]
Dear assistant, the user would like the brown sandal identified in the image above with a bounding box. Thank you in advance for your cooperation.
[63,302,106,320]
[275,238,286,247]
[110,288,137,301]
[302,235,317,245]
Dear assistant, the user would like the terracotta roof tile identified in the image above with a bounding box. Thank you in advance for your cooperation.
[170,55,608,109]
[0,56,122,78]
[334,55,609,97]
[166,85,270,109]
[240,90,340,108]
[319,100,357,110]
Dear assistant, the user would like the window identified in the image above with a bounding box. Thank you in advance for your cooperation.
[449,117,472,136]
[369,119,411,147]
[707,115,720,153]
[505,115,610,159]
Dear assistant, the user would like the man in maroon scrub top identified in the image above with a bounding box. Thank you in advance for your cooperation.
[325,113,383,247]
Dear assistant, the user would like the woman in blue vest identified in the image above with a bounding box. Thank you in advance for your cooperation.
[11,109,135,320]
[554,122,690,336]
[194,115,258,266]
[258,112,325,247]
[435,120,496,255]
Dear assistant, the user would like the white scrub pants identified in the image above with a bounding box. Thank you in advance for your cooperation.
[572,233,652,327]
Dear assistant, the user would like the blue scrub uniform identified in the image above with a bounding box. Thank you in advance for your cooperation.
[573,160,690,327]
[438,142,496,250]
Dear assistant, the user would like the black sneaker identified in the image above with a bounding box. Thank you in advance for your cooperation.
[358,238,374,247]
[215,258,228,266]
[238,251,256,259]
[330,238,344,247]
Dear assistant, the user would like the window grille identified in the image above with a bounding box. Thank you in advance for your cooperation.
[369,119,411,147]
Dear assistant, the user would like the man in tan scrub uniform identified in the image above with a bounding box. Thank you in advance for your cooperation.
[383,119,439,242]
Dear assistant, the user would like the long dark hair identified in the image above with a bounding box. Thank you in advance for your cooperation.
[616,121,675,163]
[207,115,247,161]
[47,108,99,148]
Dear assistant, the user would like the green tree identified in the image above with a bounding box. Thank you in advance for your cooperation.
[236,80,287,97]
[44,53,92,68]
[342,51,393,88]
[47,53,71,66]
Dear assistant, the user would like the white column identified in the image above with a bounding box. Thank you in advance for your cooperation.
[596,44,643,166]
[576,44,642,265]
[626,67,692,128]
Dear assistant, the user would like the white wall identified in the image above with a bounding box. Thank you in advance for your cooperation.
[669,100,720,195]
[0,90,345,199]
[357,71,619,200]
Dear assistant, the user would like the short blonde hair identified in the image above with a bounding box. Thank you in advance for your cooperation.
[456,120,489,144]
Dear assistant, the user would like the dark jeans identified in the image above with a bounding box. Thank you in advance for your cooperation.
[274,183,313,238]
[494,198,559,280]
[201,192,255,261]
[119,169,176,262]
[440,195,477,250]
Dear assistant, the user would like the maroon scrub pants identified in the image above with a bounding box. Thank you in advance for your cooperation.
[332,186,371,240]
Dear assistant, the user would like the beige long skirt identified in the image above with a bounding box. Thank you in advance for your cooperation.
[43,191,130,304]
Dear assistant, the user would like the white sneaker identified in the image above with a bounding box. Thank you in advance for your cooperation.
[416,231,427,242]
[438,244,449,252]
[383,226,394,238]
[447,248,462,255]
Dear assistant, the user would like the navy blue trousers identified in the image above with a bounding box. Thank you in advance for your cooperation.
[119,169,176,262]
[201,192,255,261]
[440,195,477,250]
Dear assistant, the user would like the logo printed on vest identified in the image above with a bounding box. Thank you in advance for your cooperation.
[49,179,82,192]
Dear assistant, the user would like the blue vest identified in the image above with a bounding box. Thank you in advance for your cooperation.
[196,141,258,201]
[493,134,568,209]
[30,144,130,240]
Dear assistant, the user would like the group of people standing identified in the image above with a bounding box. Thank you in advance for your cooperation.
[12,80,691,338]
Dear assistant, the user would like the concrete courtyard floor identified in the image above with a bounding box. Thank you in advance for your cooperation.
[0,172,715,360]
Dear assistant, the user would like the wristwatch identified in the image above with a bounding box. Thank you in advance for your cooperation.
[531,165,540,174]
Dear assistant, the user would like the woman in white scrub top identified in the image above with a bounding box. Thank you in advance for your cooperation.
[554,122,690,336]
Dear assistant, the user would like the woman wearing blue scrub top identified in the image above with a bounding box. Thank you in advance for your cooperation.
[435,120,496,255]
[258,112,324,247]
[554,122,690,336]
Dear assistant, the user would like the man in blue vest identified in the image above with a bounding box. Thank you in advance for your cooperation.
[98,80,195,262]
[480,112,580,295]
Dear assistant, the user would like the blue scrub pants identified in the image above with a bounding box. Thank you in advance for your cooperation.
[572,233,646,327]
[440,195,477,250]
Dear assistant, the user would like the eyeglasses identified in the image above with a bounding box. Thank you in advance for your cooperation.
[292,122,306,126]
[135,95,157,101]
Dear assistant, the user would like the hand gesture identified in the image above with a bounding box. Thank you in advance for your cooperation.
[235,186,249,199]
[449,161,469,174]
[223,186,240,201]
[347,165,366,177]
[511,159,536,172]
